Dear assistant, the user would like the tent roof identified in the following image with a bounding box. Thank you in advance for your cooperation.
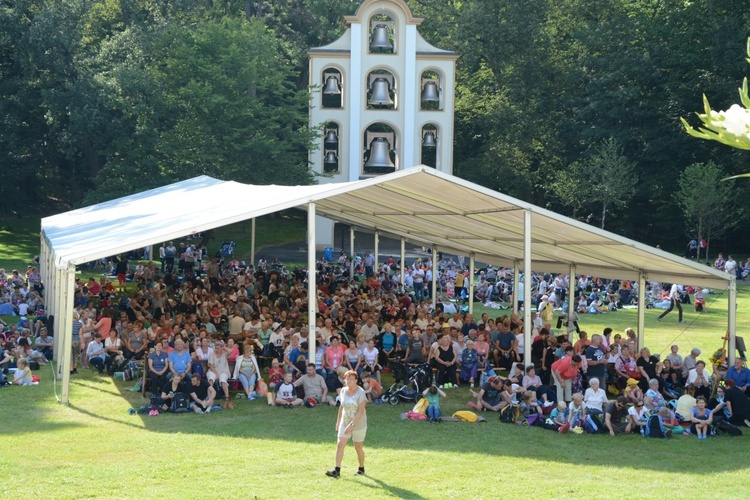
[41,166,731,288]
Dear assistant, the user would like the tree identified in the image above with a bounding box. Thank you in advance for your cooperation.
[675,162,738,263]
[552,138,636,229]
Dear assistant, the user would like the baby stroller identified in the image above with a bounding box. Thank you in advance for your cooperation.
[381,361,433,405]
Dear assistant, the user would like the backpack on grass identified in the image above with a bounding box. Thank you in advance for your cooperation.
[499,404,521,424]
[170,393,190,413]
[715,420,743,436]
[644,414,667,438]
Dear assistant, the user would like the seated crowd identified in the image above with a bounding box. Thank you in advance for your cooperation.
[1,250,749,438]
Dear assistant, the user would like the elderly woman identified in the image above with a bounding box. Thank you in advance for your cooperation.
[460,339,479,388]
[434,334,457,387]
[583,377,608,420]
[644,378,666,412]
[233,344,263,400]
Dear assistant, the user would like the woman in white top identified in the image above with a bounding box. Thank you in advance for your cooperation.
[362,339,380,384]
[583,378,608,416]
[326,370,367,478]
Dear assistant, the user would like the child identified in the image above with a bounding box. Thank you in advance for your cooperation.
[519,390,543,426]
[423,385,446,422]
[568,393,586,428]
[268,358,283,386]
[274,372,302,408]
[659,406,682,436]
[690,396,713,439]
[12,358,32,386]
[549,401,568,430]
[624,378,643,403]
[361,371,382,402]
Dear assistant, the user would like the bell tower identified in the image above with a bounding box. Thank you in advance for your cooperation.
[308,0,458,246]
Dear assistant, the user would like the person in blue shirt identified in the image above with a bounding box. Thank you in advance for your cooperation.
[725,358,750,396]
[168,339,192,388]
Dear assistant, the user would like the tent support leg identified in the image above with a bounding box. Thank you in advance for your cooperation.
[431,245,437,312]
[400,237,405,291]
[468,253,475,315]
[513,260,520,315]
[637,272,646,352]
[250,218,256,267]
[523,210,532,367]
[307,203,317,364]
[728,278,737,365]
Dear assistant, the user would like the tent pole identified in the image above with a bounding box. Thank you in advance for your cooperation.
[523,210,532,367]
[307,203,316,364]
[567,264,576,325]
[468,253,475,315]
[250,218,256,267]
[350,227,355,279]
[53,267,63,364]
[431,245,437,312]
[728,278,737,365]
[513,260,520,315]
[400,237,405,291]
[374,231,379,274]
[60,265,76,404]
[637,272,646,352]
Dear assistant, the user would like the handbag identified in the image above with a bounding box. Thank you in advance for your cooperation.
[257,378,268,396]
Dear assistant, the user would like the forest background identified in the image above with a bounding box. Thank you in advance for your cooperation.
[2,0,750,256]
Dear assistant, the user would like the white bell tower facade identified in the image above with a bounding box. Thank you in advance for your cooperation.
[309,0,458,247]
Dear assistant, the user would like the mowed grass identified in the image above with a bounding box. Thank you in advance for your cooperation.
[1,360,749,499]
[0,216,40,271]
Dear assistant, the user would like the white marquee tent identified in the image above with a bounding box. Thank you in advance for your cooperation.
[40,166,736,403]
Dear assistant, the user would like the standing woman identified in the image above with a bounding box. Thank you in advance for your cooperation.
[326,370,367,478]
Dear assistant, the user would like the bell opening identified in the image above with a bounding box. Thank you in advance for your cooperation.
[321,70,342,109]
[369,17,395,54]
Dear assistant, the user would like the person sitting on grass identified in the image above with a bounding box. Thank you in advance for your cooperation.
[604,396,631,435]
[568,393,587,429]
[294,363,328,407]
[468,376,504,411]
[360,371,382,402]
[624,378,643,403]
[423,384,447,422]
[274,371,303,408]
[690,396,713,439]
[188,373,216,414]
[519,390,543,426]
[550,401,568,430]
[12,358,32,386]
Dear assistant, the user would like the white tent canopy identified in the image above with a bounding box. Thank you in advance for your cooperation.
[40,166,736,403]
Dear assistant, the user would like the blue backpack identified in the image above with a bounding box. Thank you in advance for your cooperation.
[644,414,667,438]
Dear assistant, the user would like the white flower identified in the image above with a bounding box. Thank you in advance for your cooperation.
[720,104,750,137]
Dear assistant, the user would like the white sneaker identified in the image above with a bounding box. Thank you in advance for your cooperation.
[205,406,212,414]
[470,382,474,388]
[543,401,554,408]
[439,385,443,389]
[249,391,257,400]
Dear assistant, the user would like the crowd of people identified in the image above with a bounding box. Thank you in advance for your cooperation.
[1,247,749,439]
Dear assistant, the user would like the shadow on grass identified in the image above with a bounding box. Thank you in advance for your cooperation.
[357,475,427,500]
[47,367,750,477]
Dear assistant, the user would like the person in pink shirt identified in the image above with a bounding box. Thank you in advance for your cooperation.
[325,335,345,372]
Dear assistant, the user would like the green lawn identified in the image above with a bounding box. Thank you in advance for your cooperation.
[1,364,748,499]
[0,216,40,271]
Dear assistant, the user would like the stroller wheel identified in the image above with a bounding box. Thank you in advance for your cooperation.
[388,395,400,405]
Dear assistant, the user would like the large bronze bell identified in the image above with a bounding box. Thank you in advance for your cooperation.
[364,137,395,169]
[324,130,339,149]
[421,81,440,103]
[422,131,437,148]
[370,25,393,51]
[368,78,394,107]
[324,151,338,171]
[322,75,341,95]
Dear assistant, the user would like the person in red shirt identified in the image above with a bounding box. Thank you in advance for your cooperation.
[551,352,582,403]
